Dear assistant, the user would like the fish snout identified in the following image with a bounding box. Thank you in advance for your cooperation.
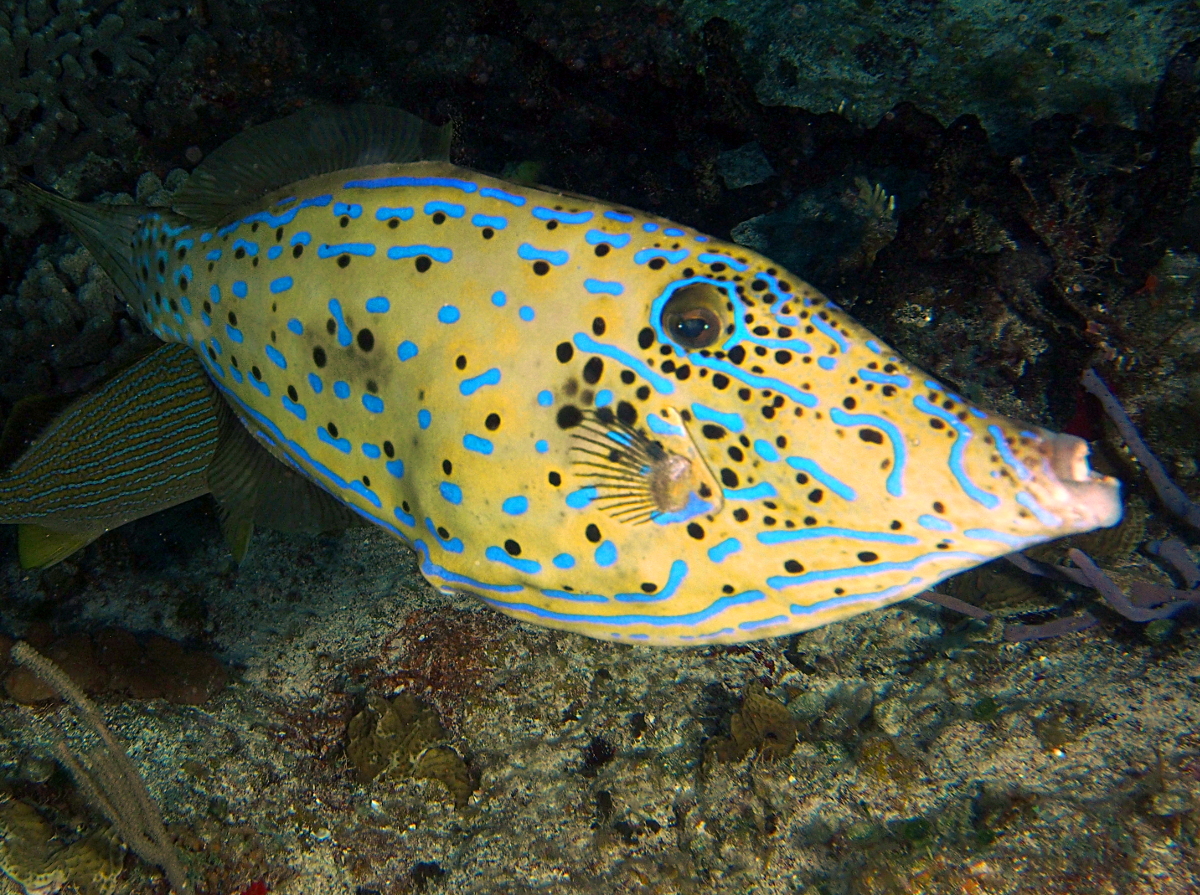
[1029,429,1122,533]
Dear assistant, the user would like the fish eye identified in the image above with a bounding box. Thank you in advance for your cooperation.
[661,283,727,350]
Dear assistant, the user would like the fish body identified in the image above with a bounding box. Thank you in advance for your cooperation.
[20,108,1121,644]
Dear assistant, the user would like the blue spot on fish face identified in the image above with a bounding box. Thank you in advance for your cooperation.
[491,291,507,307]
[232,281,247,298]
[502,496,528,515]
[473,214,508,229]
[535,440,549,453]
[463,434,493,454]
[225,324,244,343]
[333,381,350,399]
[362,394,384,413]
[317,426,350,453]
[264,345,287,369]
[287,318,304,335]
[517,243,569,265]
[334,201,362,218]
[282,397,307,419]
[519,306,535,321]
[362,443,381,459]
[486,546,541,574]
[532,207,593,224]
[817,356,837,371]
[707,538,741,562]
[290,231,311,246]
[232,238,259,256]
[307,373,323,393]
[594,390,613,407]
[397,340,419,361]
[418,409,432,429]
[566,487,598,509]
[642,222,658,232]
[479,186,526,206]
[270,276,293,293]
[553,553,576,569]
[537,390,554,406]
[585,230,631,248]
[387,245,452,262]
[604,211,633,223]
[267,245,282,260]
[460,368,501,395]
[386,459,405,478]
[440,482,463,504]
[318,242,375,258]
[424,200,465,218]
[595,540,618,566]
[753,439,779,462]
[327,299,352,346]
[584,279,624,295]
[438,305,461,324]
[365,296,390,313]
[376,207,413,221]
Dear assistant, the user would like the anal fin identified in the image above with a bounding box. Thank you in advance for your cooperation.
[17,524,101,570]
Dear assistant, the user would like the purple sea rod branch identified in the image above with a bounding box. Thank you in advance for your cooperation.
[1081,368,1200,531]
[1067,548,1199,621]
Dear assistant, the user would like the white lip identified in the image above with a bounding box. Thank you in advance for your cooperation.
[1032,430,1123,532]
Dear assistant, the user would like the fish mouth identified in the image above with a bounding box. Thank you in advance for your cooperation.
[1029,429,1122,532]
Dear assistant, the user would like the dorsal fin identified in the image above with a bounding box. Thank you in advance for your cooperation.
[171,105,453,226]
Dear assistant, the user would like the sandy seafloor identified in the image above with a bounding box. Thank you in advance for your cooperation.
[0,494,1196,895]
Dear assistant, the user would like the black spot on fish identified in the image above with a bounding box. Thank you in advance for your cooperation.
[482,228,494,239]
[326,319,336,335]
[592,317,606,336]
[293,244,303,258]
[727,345,746,364]
[505,539,522,555]
[383,441,394,458]
[251,365,262,380]
[859,429,883,444]
[775,350,792,364]
[556,342,574,363]
[595,244,610,257]
[784,559,803,573]
[548,471,562,486]
[585,523,601,543]
[228,311,237,325]
[357,329,374,352]
[890,520,902,530]
[583,357,603,384]
[720,468,739,488]
[235,247,245,259]
[733,508,749,522]
[636,385,650,400]
[857,552,878,563]
[620,370,635,384]
[641,582,657,593]
[728,446,743,461]
[388,219,400,229]
[533,260,550,276]
[313,346,327,367]
[546,220,558,230]
[326,421,337,437]
[276,227,283,241]
[637,327,654,350]
[616,401,637,426]
[648,258,665,270]
[437,526,450,539]
[362,475,370,486]
[169,299,178,312]
[443,459,452,475]
[932,501,945,514]
[712,373,730,389]
[557,406,583,429]
[843,396,857,410]
[687,523,704,540]
[287,385,298,401]
[432,211,446,224]
[675,365,690,381]
[485,413,500,431]
[337,254,350,268]
[177,247,186,259]
[808,489,824,503]
[340,216,350,227]
[702,425,726,440]
[415,256,431,273]
[203,300,211,314]
[455,355,467,370]
[366,379,378,393]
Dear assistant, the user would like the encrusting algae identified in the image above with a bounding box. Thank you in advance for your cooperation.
[11,104,1123,645]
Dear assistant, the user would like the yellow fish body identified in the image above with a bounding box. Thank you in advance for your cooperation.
[22,107,1121,644]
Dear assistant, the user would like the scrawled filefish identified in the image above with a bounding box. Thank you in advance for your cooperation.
[0,342,358,568]
[18,105,1121,644]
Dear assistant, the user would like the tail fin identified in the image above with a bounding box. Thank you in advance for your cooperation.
[14,181,150,305]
